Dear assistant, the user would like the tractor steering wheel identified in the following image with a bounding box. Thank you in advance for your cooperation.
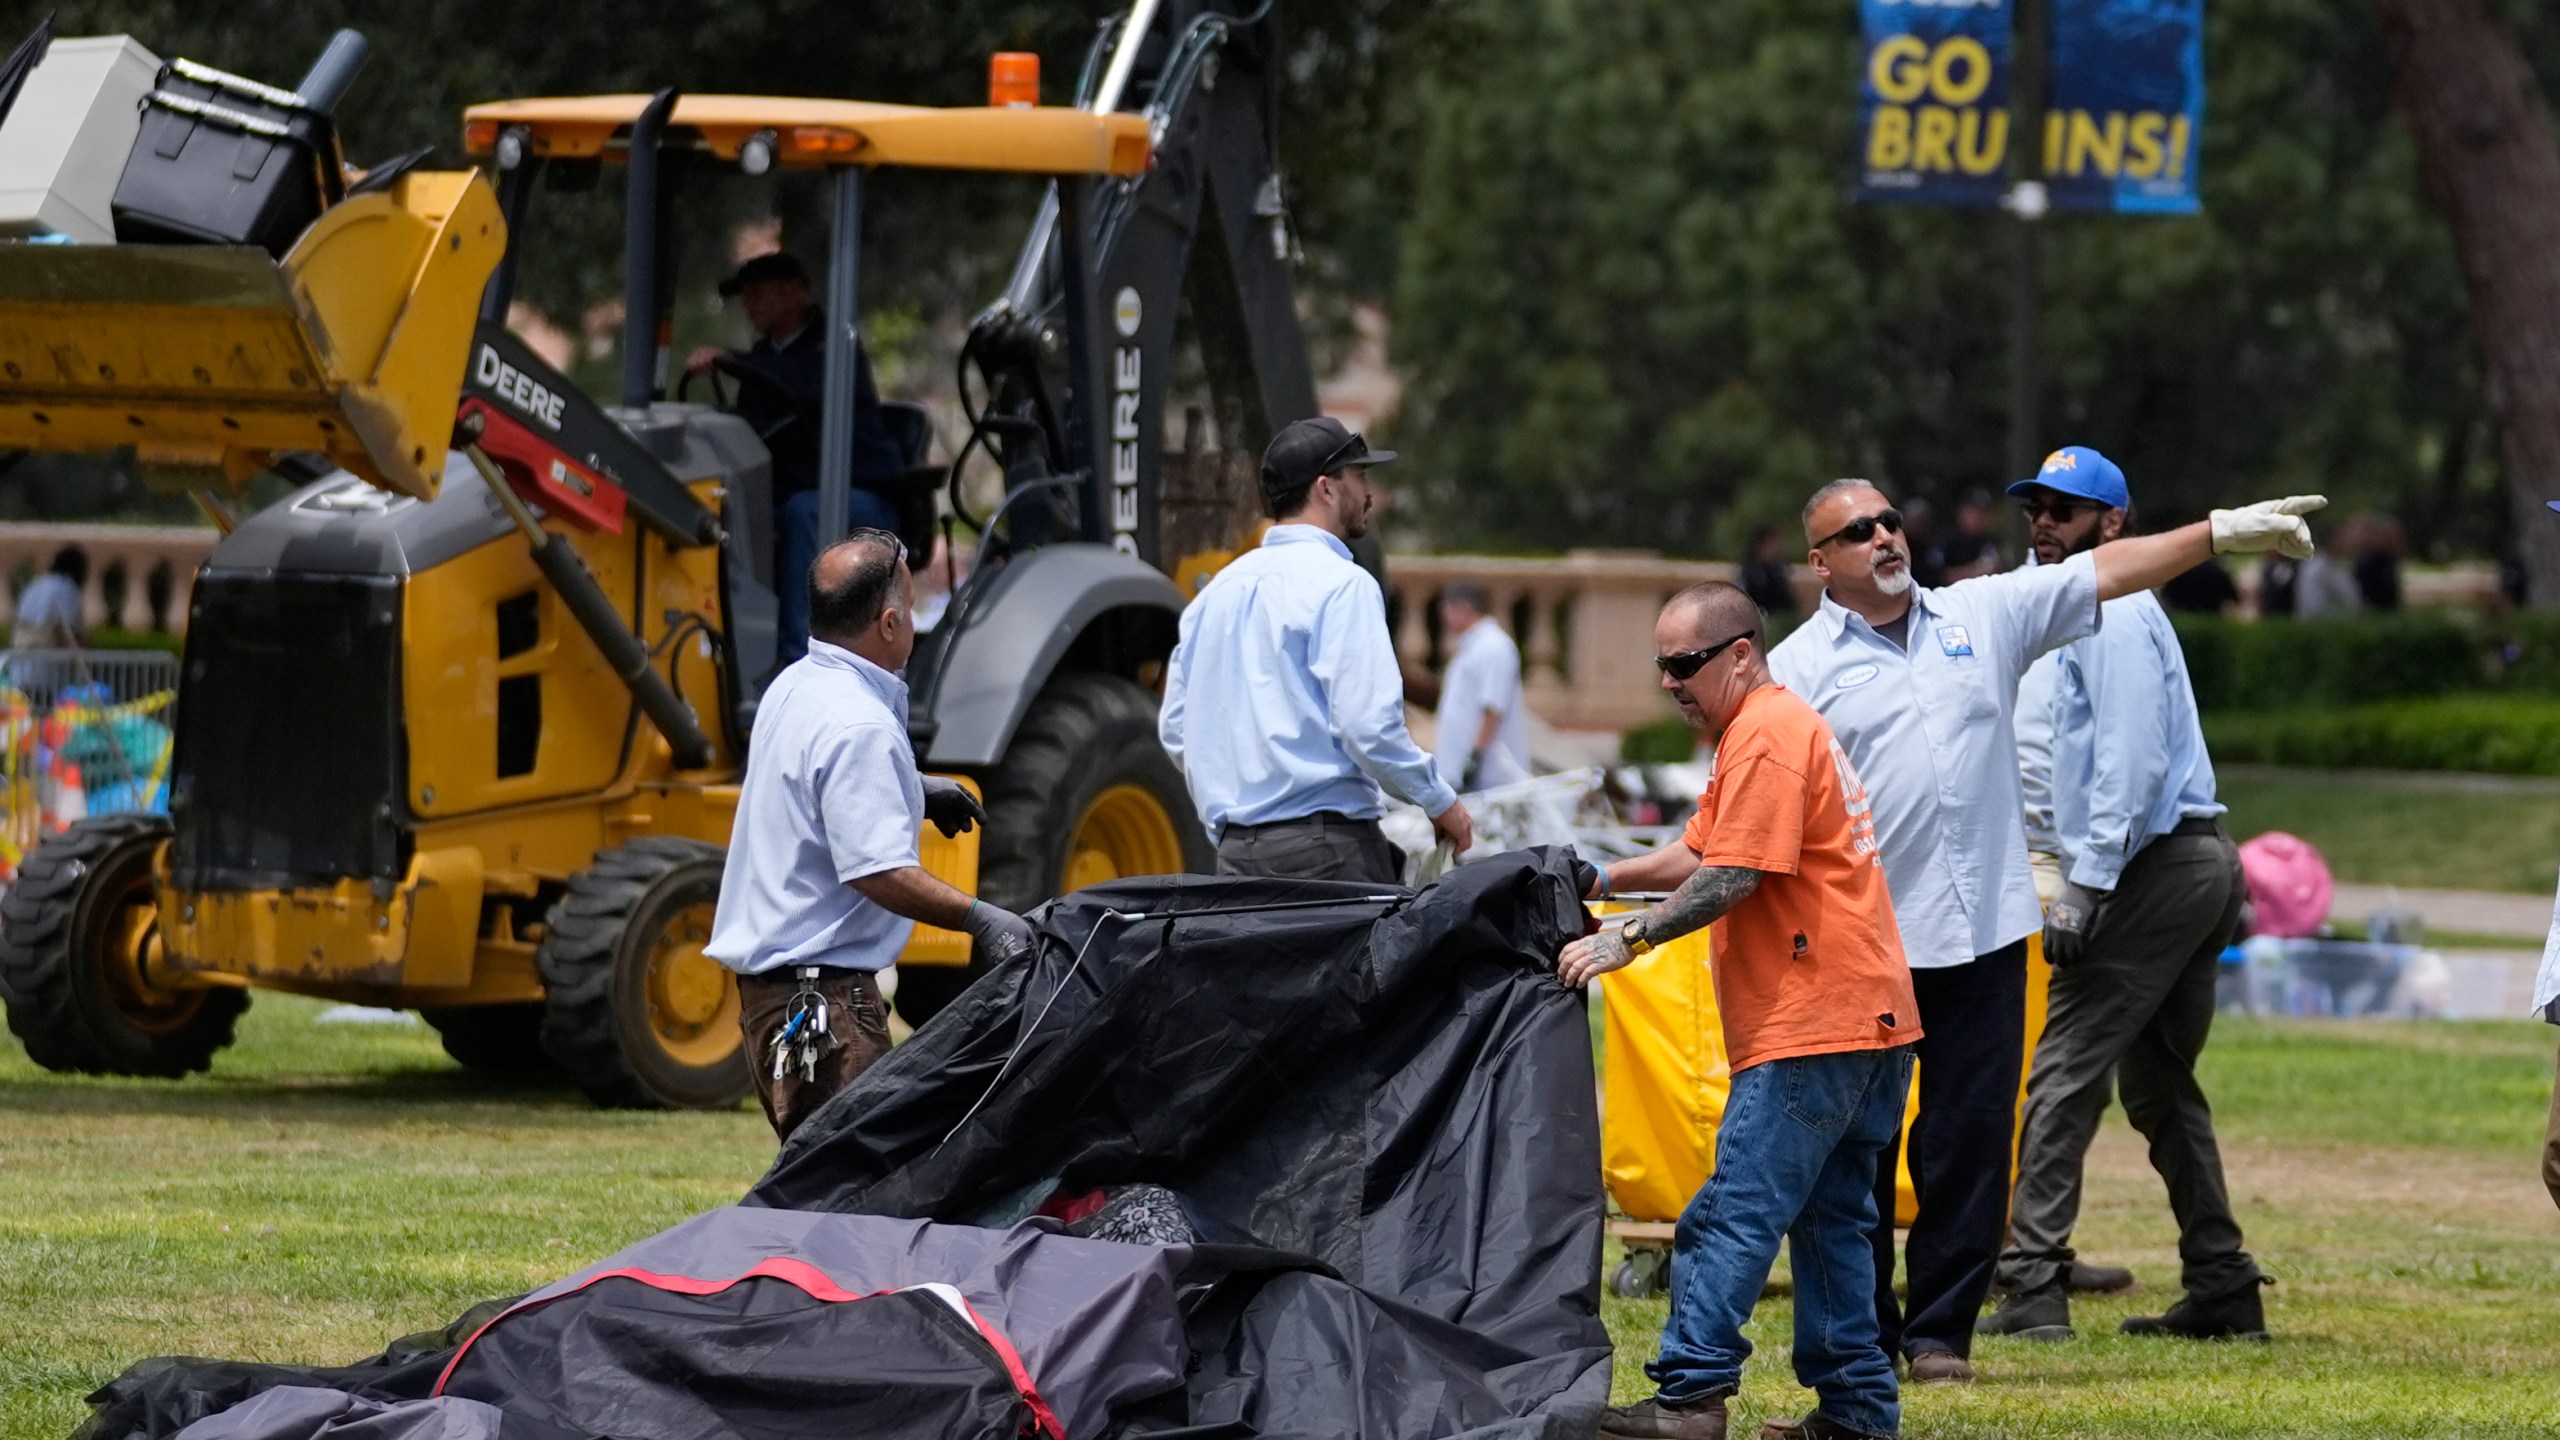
[675,356,810,443]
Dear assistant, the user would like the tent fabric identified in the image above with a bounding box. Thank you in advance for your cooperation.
[71,850,1613,1440]
[434,1208,1189,1440]
[171,1390,508,1440]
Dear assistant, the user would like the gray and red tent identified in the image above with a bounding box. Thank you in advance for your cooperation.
[80,851,1614,1440]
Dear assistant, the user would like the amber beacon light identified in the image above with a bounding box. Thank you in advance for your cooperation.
[989,52,1040,108]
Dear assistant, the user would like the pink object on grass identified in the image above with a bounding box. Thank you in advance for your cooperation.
[2237,831,2334,938]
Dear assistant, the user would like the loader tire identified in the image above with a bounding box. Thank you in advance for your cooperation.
[0,812,245,1077]
[894,672,1210,1028]
[537,838,749,1110]
[421,1004,554,1075]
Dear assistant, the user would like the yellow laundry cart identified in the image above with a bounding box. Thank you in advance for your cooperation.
[1598,906,2050,1298]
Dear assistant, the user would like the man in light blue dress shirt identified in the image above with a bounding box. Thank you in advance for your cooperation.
[706,531,1035,1139]
[1980,451,2268,1345]
[1766,462,2323,1383]
[1160,418,1473,883]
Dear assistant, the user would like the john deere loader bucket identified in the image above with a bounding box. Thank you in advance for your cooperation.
[0,167,503,498]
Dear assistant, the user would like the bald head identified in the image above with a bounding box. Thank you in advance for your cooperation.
[808,531,914,670]
[1664,580,1762,650]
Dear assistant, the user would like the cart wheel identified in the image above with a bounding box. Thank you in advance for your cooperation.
[1608,1257,1651,1300]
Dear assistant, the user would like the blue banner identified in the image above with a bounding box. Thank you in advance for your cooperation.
[1855,0,2015,208]
[2044,0,2205,213]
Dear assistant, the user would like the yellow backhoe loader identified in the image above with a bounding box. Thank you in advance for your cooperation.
[0,3,1319,1106]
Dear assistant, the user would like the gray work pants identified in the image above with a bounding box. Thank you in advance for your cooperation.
[1999,821,2261,1299]
[1213,812,1406,885]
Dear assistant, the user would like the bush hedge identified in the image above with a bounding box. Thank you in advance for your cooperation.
[2203,695,2560,776]
[2170,612,2489,712]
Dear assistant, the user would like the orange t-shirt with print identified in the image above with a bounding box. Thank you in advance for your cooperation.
[1679,683,1920,1073]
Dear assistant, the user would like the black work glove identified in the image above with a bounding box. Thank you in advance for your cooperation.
[920,776,988,838]
[2042,881,2106,968]
[961,898,1038,967]
[1460,752,1484,793]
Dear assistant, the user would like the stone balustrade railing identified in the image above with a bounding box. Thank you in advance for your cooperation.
[1383,551,1825,732]
[0,521,2512,737]
[0,523,217,634]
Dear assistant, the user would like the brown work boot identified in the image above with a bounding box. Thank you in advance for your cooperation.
[2121,1276,2272,1341]
[1600,1391,1731,1440]
[1757,1412,1894,1439]
[1905,1349,1973,1384]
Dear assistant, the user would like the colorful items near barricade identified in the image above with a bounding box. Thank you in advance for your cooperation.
[0,651,178,881]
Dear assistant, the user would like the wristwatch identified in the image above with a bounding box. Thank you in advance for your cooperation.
[1617,914,1655,958]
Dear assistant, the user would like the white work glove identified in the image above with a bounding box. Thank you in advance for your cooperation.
[2028,850,2066,912]
[2209,495,2326,559]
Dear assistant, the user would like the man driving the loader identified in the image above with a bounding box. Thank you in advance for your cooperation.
[685,252,907,665]
[705,530,1037,1141]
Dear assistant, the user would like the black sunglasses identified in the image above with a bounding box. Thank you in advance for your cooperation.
[2017,497,2098,523]
[1813,507,1903,549]
[1655,631,1754,681]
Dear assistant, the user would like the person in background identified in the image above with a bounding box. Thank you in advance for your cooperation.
[2159,557,2240,615]
[1161,417,1473,882]
[1765,457,2322,1384]
[685,252,907,666]
[2255,554,2299,616]
[2291,528,2362,618]
[1980,455,2267,1344]
[1433,581,1530,793]
[1927,489,2005,583]
[705,531,1036,1141]
[1739,525,1800,616]
[913,533,970,633]
[1901,496,1943,588]
[1565,582,1919,1440]
[2349,513,2405,611]
[11,545,87,651]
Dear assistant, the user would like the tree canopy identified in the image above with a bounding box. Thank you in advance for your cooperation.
[1388,0,2560,559]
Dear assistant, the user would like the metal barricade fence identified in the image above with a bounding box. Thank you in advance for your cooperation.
[0,649,180,879]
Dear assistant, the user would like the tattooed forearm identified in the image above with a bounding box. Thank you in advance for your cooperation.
[1645,866,1762,943]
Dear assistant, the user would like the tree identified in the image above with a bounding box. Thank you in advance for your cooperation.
[1390,0,2514,560]
[2373,0,2560,603]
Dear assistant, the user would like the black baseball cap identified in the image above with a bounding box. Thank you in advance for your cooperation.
[717,252,808,297]
[1260,416,1398,501]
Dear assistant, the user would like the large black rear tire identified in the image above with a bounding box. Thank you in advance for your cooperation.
[0,812,246,1077]
[536,838,749,1110]
[893,672,1210,1028]
[421,1003,554,1074]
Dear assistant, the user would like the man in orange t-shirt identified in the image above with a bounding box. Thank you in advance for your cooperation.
[1560,582,1919,1440]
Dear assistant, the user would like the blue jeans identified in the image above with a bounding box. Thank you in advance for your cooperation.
[1648,1045,1913,1437]
[775,486,901,664]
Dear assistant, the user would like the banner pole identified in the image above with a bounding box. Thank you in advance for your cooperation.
[2005,0,2050,482]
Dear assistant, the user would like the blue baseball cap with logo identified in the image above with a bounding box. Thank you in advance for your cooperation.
[2008,445,2130,510]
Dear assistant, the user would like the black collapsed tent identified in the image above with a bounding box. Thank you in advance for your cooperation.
[75,850,1613,1440]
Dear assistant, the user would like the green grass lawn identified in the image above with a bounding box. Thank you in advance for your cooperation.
[5,998,2559,1439]
[2215,767,2560,895]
